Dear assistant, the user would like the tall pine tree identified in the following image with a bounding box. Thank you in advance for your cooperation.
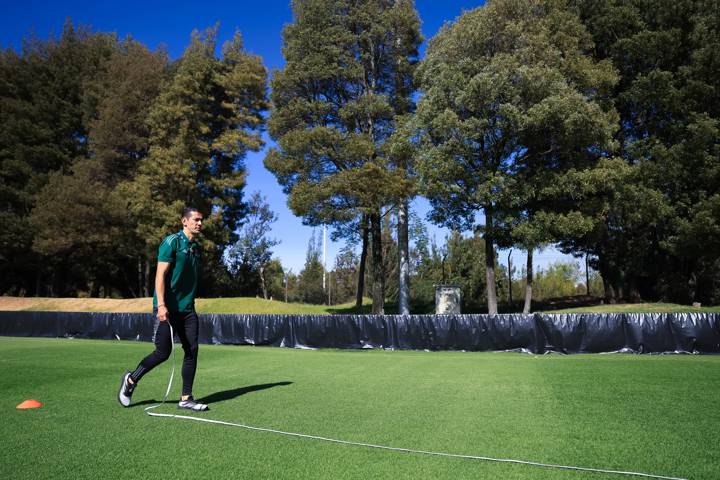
[122,27,267,295]
[30,37,168,297]
[265,0,421,313]
[1,21,116,295]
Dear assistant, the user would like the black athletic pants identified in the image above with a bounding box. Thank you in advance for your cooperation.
[130,309,199,396]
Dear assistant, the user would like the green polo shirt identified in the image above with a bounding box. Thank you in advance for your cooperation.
[153,230,200,313]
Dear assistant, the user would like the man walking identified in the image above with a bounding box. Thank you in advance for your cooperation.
[118,207,208,411]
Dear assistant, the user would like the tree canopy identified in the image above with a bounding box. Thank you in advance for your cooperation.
[2,2,719,308]
[414,0,618,313]
[265,0,422,313]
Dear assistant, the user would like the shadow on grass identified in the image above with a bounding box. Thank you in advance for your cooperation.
[327,304,374,315]
[131,381,293,407]
[199,381,293,404]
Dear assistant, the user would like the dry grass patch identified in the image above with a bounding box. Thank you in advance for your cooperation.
[0,296,152,313]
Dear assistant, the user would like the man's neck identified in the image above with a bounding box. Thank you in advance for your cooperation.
[183,227,194,242]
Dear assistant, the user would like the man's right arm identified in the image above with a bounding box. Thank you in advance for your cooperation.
[155,261,171,321]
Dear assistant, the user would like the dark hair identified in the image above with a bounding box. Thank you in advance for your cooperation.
[182,206,202,218]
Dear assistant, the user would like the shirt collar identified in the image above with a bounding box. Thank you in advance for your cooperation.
[178,230,196,245]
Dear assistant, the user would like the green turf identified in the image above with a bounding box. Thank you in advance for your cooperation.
[195,297,372,314]
[0,296,372,314]
[4,295,718,314]
[2,337,718,480]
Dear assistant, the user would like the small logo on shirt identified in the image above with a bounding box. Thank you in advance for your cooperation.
[181,246,199,265]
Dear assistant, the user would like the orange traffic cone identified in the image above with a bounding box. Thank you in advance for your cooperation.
[16,399,43,409]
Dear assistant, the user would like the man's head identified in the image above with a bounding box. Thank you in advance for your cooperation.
[181,207,203,236]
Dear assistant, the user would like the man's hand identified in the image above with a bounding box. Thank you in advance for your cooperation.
[157,304,169,322]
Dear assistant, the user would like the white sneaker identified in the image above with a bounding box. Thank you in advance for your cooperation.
[117,372,135,407]
[177,396,209,411]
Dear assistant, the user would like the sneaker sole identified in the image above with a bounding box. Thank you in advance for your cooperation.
[118,372,132,407]
[177,404,209,412]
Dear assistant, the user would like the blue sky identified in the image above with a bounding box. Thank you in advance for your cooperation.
[1,0,579,275]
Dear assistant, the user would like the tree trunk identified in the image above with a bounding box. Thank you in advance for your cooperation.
[122,266,137,299]
[688,271,697,304]
[370,210,385,314]
[260,264,268,299]
[628,277,641,303]
[356,214,369,308]
[49,269,58,298]
[90,280,100,298]
[284,273,288,303]
[484,208,498,314]
[598,254,616,303]
[138,257,143,299]
[144,259,151,297]
[523,248,533,314]
[585,253,590,296]
[398,201,410,315]
[507,249,513,304]
[603,279,617,304]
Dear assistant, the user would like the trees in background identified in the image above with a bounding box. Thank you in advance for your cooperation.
[227,192,280,298]
[523,261,586,300]
[386,115,418,314]
[1,22,267,298]
[1,22,121,296]
[414,0,618,314]
[124,27,267,296]
[509,259,603,302]
[411,229,513,313]
[265,0,422,313]
[563,0,720,304]
[2,1,719,307]
[298,229,326,304]
[30,35,168,298]
[330,246,360,305]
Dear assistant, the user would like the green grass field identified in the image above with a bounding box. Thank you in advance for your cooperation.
[3,337,718,479]
[0,296,368,314]
[2,295,718,315]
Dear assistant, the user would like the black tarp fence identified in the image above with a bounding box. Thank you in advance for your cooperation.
[1,311,719,354]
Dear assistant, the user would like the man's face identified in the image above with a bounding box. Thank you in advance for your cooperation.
[182,212,203,235]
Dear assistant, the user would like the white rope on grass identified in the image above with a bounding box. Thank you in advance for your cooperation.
[143,324,687,480]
